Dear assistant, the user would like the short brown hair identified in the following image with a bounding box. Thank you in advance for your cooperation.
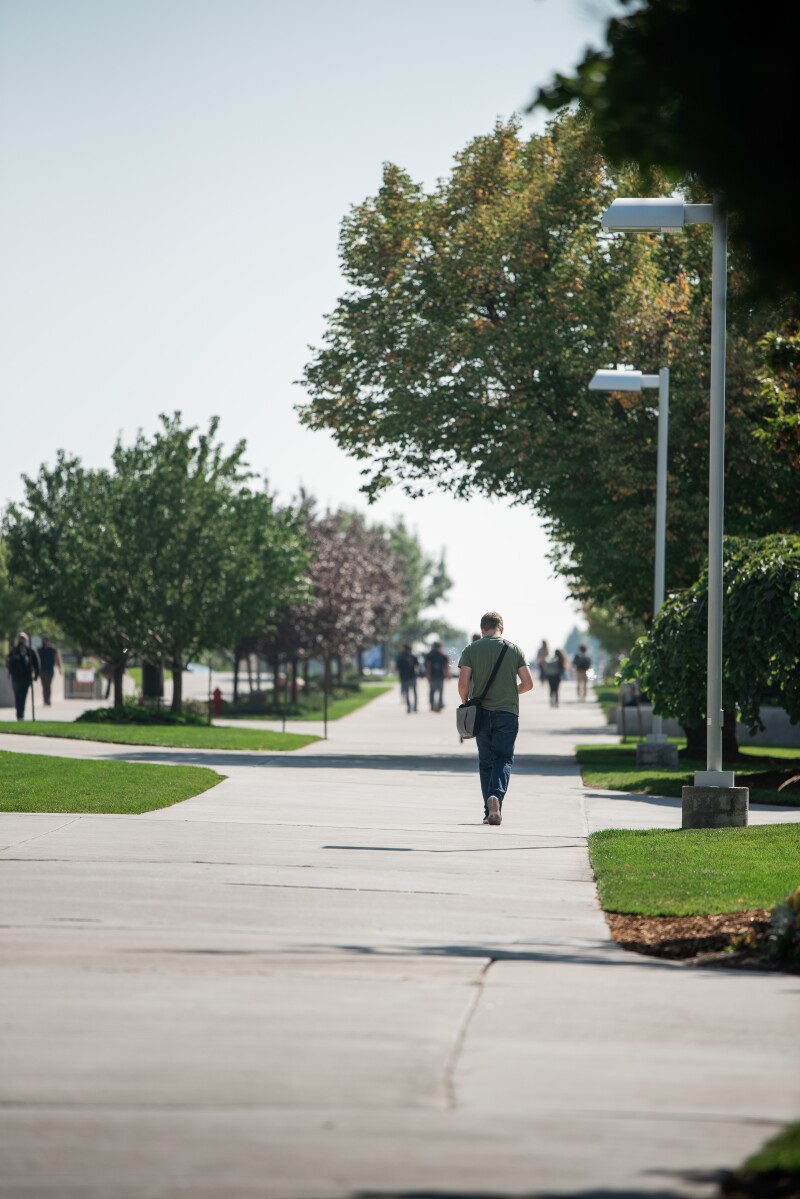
[480,611,503,633]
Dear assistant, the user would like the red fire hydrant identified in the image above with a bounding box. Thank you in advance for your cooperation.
[212,687,223,716]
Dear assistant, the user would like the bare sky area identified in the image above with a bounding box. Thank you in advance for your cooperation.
[0,0,623,655]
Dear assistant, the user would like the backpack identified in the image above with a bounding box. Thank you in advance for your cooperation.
[543,656,561,678]
[574,653,591,671]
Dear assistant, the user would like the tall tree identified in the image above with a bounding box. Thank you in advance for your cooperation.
[385,518,453,646]
[3,456,147,706]
[299,109,798,623]
[4,417,312,710]
[532,0,800,307]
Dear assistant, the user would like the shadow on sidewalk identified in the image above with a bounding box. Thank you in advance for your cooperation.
[103,751,583,774]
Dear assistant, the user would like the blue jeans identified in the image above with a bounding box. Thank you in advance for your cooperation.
[401,678,417,712]
[476,709,519,814]
[429,679,444,710]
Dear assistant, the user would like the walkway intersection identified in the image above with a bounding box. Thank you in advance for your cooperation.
[0,678,798,1198]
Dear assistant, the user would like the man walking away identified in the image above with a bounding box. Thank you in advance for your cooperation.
[6,631,40,721]
[572,644,592,701]
[38,636,63,706]
[457,612,533,826]
[394,642,419,713]
[424,640,450,711]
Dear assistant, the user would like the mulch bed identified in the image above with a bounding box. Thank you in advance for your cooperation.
[604,909,787,968]
[742,768,800,796]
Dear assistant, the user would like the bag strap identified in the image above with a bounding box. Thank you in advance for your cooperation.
[474,640,510,703]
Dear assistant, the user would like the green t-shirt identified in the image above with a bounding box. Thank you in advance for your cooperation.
[458,635,527,715]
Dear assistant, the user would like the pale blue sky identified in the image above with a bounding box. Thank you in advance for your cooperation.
[0,0,622,653]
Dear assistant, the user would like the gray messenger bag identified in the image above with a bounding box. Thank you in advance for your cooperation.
[456,641,509,739]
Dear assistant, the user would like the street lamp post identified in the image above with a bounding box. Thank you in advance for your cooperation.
[599,195,748,828]
[588,366,678,770]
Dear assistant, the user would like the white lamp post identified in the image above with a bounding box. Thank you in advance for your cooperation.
[588,366,677,769]
[599,194,748,827]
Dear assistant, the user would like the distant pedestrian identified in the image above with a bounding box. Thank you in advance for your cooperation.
[457,611,534,826]
[542,648,567,708]
[424,640,450,711]
[6,631,40,721]
[572,644,592,701]
[395,642,419,713]
[534,639,549,683]
[38,636,63,706]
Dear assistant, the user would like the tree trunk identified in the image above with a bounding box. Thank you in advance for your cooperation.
[271,654,280,706]
[291,658,298,704]
[680,707,741,761]
[679,724,706,760]
[171,652,183,713]
[113,664,124,709]
[246,654,254,693]
[357,648,364,677]
[723,705,741,759]
[233,650,240,704]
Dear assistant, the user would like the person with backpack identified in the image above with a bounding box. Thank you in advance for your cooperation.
[424,640,450,712]
[6,631,40,721]
[571,644,592,701]
[542,648,567,708]
[457,611,534,826]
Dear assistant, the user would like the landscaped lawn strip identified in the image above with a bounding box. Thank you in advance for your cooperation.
[0,721,319,751]
[576,742,800,806]
[588,824,800,916]
[0,750,224,814]
[222,683,394,722]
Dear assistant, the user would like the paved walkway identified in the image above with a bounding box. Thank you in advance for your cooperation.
[1,680,798,1198]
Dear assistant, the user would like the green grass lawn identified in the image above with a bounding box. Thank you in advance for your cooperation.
[0,720,319,751]
[576,743,800,806]
[588,823,800,916]
[222,683,393,722]
[741,1120,800,1176]
[0,749,224,814]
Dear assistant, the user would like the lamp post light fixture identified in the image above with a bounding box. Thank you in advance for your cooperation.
[588,366,678,770]
[599,194,748,828]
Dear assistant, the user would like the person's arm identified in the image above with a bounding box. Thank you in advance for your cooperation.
[517,664,534,694]
[458,665,472,704]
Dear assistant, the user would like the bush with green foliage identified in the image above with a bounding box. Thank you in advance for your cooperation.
[76,701,208,726]
[624,535,800,735]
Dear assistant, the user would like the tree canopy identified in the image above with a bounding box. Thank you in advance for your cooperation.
[3,414,312,709]
[532,0,800,308]
[298,109,798,623]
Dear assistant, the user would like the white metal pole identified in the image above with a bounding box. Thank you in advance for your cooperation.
[703,193,727,779]
[650,366,669,741]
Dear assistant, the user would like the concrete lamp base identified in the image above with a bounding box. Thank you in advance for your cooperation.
[636,741,679,769]
[681,786,749,829]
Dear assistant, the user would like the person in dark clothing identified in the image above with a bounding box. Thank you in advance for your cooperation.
[6,631,40,720]
[395,642,419,713]
[424,641,450,711]
[543,648,567,708]
[38,636,63,706]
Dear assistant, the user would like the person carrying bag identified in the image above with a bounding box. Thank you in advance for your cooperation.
[456,641,509,739]
[456,612,534,827]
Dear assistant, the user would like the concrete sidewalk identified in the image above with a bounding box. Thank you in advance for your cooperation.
[1,681,798,1198]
